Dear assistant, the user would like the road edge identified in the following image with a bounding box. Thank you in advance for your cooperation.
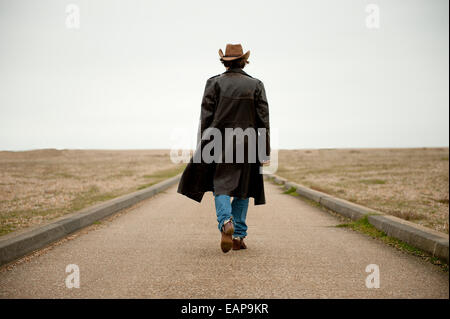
[266,174,449,263]
[0,174,181,266]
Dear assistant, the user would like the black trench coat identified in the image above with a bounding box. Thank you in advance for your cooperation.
[177,67,270,205]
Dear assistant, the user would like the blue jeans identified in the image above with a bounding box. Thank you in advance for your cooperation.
[214,193,249,238]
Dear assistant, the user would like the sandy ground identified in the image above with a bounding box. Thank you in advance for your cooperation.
[0,149,184,236]
[276,148,449,233]
[0,182,447,298]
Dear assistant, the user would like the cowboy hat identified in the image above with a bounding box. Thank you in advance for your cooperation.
[218,43,250,61]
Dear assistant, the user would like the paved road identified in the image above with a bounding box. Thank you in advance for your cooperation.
[0,181,448,298]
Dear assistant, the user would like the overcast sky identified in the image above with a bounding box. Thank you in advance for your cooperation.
[0,0,448,151]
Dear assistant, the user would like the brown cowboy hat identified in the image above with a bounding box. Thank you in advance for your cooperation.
[219,43,250,61]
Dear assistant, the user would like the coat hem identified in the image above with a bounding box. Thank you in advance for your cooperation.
[178,188,266,206]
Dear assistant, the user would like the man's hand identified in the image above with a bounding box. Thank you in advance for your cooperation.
[261,160,270,166]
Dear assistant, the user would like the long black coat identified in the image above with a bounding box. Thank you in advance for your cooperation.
[177,67,270,205]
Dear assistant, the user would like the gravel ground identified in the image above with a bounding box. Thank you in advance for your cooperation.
[276,148,449,233]
[0,149,184,236]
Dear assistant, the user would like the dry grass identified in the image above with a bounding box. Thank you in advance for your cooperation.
[276,147,449,234]
[0,149,185,236]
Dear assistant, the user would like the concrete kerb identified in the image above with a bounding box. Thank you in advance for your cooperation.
[0,174,182,266]
[266,173,449,263]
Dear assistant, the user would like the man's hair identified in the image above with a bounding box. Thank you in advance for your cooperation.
[221,58,249,69]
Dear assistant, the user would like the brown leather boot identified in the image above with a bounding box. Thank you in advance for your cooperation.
[220,220,234,253]
[232,238,247,250]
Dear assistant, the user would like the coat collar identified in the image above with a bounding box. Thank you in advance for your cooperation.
[223,67,252,78]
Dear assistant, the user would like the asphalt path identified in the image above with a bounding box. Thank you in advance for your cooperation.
[0,181,448,298]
